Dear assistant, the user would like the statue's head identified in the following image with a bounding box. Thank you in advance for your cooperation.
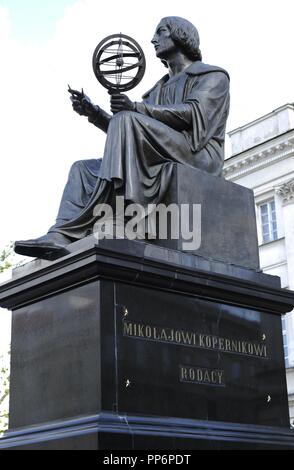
[152,17,202,64]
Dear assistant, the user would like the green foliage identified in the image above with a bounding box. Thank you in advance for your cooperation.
[0,350,10,436]
[0,242,14,274]
[0,243,13,436]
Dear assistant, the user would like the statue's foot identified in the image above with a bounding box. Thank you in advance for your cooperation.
[14,233,72,260]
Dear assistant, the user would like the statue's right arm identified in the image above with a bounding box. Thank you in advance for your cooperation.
[68,87,111,133]
[88,107,111,133]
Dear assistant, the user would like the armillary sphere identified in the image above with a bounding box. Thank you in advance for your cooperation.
[92,33,146,93]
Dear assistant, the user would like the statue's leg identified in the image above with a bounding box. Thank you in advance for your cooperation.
[98,111,193,206]
[53,111,195,239]
[18,111,197,251]
[49,159,102,229]
[48,111,194,242]
[14,159,102,259]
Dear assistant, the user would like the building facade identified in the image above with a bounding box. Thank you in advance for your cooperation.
[224,103,294,426]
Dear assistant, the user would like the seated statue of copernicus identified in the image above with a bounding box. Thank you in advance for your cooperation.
[15,16,230,259]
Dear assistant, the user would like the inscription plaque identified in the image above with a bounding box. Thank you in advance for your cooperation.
[115,283,289,427]
[122,320,268,358]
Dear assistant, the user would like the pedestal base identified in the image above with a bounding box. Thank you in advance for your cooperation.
[0,238,294,449]
[1,413,294,450]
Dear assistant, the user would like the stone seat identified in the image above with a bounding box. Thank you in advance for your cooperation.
[151,164,259,270]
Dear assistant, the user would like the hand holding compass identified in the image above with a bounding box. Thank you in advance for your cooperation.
[67,85,101,119]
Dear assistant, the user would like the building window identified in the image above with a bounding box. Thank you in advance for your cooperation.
[282,316,289,368]
[260,200,278,243]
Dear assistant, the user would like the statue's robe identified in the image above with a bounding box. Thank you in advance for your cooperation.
[51,61,230,239]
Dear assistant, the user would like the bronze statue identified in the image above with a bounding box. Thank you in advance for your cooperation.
[15,16,230,259]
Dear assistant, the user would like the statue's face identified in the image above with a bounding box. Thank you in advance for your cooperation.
[151,21,177,60]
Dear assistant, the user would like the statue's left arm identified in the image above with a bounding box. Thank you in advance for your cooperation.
[135,71,230,152]
[135,101,193,131]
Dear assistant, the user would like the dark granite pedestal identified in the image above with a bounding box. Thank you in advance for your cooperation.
[0,237,294,450]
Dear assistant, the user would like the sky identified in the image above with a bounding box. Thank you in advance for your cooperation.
[0,0,293,345]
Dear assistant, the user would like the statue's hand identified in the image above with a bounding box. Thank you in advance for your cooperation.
[68,87,100,118]
[110,94,135,114]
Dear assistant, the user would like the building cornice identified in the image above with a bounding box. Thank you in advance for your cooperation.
[228,103,294,137]
[223,130,294,181]
[260,260,287,273]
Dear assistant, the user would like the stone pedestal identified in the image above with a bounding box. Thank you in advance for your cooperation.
[0,237,294,450]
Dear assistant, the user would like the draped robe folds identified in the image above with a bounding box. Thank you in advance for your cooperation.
[51,61,230,240]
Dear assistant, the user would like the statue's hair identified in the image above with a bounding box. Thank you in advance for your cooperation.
[161,16,202,63]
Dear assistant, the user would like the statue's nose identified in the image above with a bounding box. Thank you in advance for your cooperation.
[151,35,157,45]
